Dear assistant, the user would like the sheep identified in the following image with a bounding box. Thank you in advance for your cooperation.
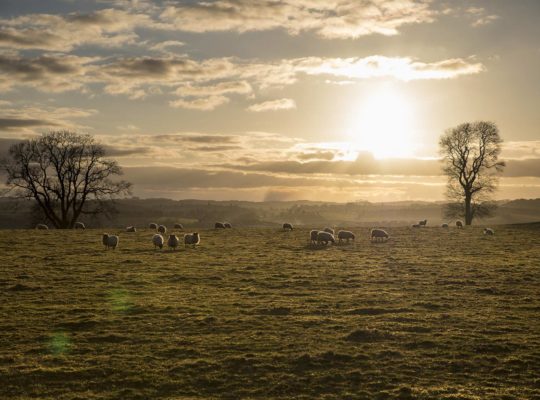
[152,233,164,249]
[174,223,184,230]
[283,223,293,231]
[317,231,335,245]
[184,232,200,247]
[35,224,49,230]
[483,228,495,236]
[441,223,449,228]
[371,228,389,242]
[74,222,85,229]
[323,227,334,235]
[456,220,464,228]
[419,219,427,226]
[126,226,137,232]
[158,225,167,234]
[224,222,232,228]
[149,223,158,230]
[167,234,180,250]
[102,233,119,250]
[215,222,226,229]
[337,230,355,243]
[309,230,319,244]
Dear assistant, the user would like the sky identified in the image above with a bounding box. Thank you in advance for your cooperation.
[1,0,539,202]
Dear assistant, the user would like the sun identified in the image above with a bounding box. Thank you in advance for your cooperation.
[347,85,417,159]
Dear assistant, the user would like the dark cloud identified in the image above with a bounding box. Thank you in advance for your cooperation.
[0,118,58,130]
[191,145,244,152]
[102,145,152,157]
[296,150,337,161]
[153,134,239,144]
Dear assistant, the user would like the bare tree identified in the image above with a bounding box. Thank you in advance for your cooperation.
[439,121,505,225]
[1,131,131,228]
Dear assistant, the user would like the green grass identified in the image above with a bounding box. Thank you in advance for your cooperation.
[1,225,539,399]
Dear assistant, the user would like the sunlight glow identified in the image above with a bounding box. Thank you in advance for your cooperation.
[347,85,418,159]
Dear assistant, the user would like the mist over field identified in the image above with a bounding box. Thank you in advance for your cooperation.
[2,197,540,230]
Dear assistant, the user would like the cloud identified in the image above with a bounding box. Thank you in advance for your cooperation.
[0,118,59,130]
[0,8,162,51]
[466,7,500,27]
[160,0,436,39]
[169,95,230,111]
[247,98,296,112]
[0,53,95,92]
[296,150,338,161]
[0,105,97,135]
[0,51,485,102]
[295,55,485,81]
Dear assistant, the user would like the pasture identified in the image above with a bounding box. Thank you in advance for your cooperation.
[1,225,539,399]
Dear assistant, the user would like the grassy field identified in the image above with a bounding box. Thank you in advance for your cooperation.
[1,225,539,399]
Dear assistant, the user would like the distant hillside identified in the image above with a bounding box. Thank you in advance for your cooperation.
[1,197,539,229]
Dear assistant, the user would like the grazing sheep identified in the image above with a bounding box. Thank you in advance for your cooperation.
[483,228,495,236]
[152,233,164,249]
[317,231,335,245]
[158,225,167,234]
[215,222,226,229]
[126,226,137,232]
[184,232,200,247]
[74,222,85,229]
[102,233,119,250]
[283,223,293,231]
[174,223,184,230]
[167,234,180,250]
[224,222,232,228]
[323,227,334,235]
[337,230,355,243]
[149,223,158,230]
[309,230,319,244]
[412,224,421,228]
[419,219,427,226]
[35,224,49,230]
[371,228,389,242]
[441,223,449,228]
[456,220,464,228]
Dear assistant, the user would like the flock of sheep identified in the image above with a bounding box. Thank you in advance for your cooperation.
[34,219,496,251]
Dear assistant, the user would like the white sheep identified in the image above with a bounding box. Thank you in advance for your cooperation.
[158,225,167,234]
[337,230,355,243]
[184,232,200,247]
[174,223,184,230]
[309,230,319,244]
[152,233,164,249]
[323,227,334,235]
[102,233,119,250]
[419,219,427,226]
[441,223,449,228]
[224,222,232,228]
[215,222,226,229]
[35,224,49,230]
[283,223,293,231]
[483,228,494,236]
[149,223,158,230]
[456,220,464,228]
[126,226,137,232]
[74,222,85,229]
[167,234,180,250]
[371,228,389,242]
[317,231,335,245]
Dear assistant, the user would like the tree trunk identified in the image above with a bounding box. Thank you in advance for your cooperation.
[465,192,473,225]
